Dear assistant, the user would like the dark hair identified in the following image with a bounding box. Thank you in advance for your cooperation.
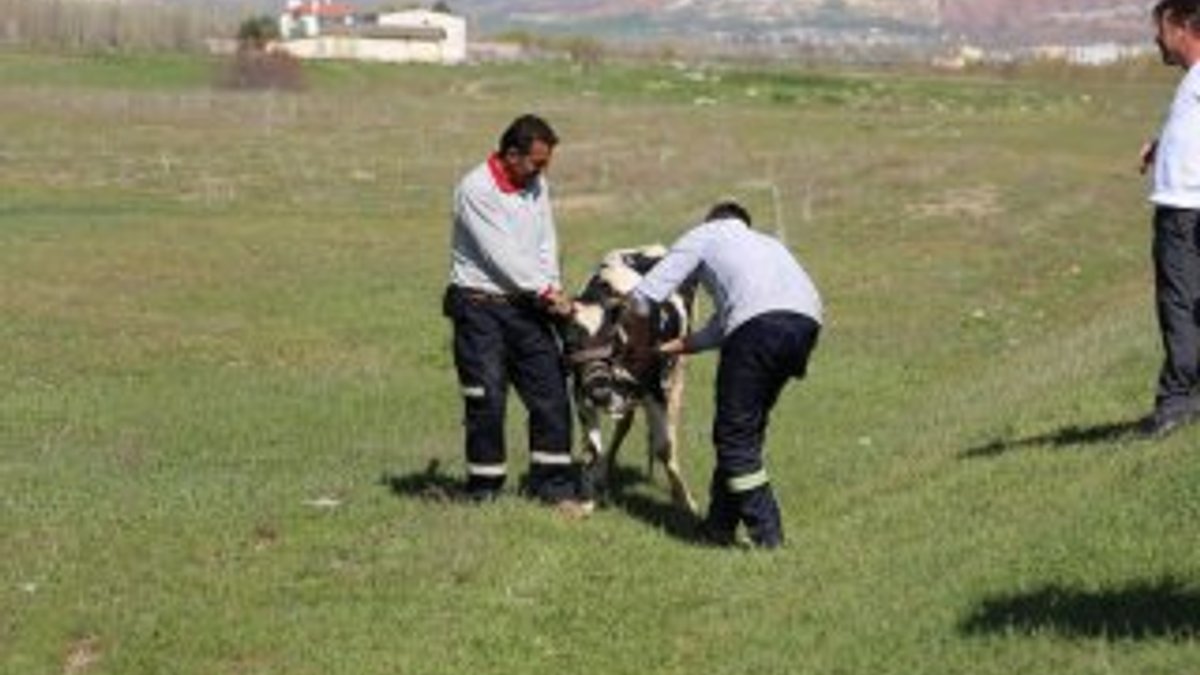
[1155,0,1200,29]
[705,201,752,227]
[498,114,559,155]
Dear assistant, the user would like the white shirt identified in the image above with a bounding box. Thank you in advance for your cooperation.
[631,218,823,352]
[449,158,560,295]
[1152,64,1200,209]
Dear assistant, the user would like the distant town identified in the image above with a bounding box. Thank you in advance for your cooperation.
[248,0,1156,69]
[0,0,1162,69]
[272,0,467,64]
[256,0,1158,69]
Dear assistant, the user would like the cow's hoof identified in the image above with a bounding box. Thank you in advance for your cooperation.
[553,498,594,520]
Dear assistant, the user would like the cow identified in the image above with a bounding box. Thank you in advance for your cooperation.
[558,245,699,515]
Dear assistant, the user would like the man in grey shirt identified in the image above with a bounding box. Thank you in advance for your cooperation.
[443,114,579,508]
[626,201,823,548]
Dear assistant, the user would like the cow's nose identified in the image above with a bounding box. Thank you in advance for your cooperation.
[588,384,613,406]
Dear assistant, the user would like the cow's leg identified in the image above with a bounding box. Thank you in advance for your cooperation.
[665,357,688,480]
[645,383,698,515]
[577,403,604,506]
[603,408,636,499]
[578,403,603,463]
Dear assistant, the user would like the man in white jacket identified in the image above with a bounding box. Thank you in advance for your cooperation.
[444,114,579,507]
[1140,0,1200,438]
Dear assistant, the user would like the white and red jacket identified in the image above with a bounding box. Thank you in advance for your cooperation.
[448,153,561,298]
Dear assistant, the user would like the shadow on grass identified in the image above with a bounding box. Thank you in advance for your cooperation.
[380,459,463,502]
[604,465,708,545]
[960,576,1200,641]
[381,460,708,542]
[961,418,1142,459]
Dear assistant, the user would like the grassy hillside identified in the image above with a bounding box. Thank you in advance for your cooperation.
[2,53,1198,674]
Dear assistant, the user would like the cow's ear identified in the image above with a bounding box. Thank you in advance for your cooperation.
[642,243,668,258]
[574,303,606,336]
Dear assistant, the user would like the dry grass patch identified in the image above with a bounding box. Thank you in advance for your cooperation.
[62,635,102,675]
[907,185,1004,221]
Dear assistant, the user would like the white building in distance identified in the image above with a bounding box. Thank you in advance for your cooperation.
[278,3,467,65]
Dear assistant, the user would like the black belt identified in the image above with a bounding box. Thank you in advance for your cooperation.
[462,289,518,304]
[451,286,538,308]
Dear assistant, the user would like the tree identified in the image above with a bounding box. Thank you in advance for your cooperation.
[565,35,604,72]
[236,14,278,51]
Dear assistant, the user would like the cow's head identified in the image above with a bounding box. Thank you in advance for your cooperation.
[559,254,651,414]
[560,298,637,415]
[559,245,677,415]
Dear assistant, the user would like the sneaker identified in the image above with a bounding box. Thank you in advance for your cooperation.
[1137,409,1197,440]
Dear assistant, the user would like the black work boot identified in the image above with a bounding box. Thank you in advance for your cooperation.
[739,485,784,550]
[700,471,739,546]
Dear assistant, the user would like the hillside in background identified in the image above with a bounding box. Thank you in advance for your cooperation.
[942,0,1150,46]
[152,0,1154,51]
[440,0,1152,46]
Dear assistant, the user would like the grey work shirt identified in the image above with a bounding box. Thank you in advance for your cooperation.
[631,217,823,353]
[449,157,561,295]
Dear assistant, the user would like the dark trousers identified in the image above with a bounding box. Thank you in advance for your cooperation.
[707,311,820,548]
[443,286,574,501]
[1153,207,1200,416]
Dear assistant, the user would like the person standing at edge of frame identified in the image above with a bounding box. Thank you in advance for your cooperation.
[1139,0,1200,439]
[623,201,823,549]
[442,114,586,515]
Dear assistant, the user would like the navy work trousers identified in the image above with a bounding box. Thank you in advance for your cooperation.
[443,286,575,501]
[1153,206,1200,417]
[707,311,820,548]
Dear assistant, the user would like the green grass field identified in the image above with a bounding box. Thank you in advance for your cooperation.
[2,52,1199,674]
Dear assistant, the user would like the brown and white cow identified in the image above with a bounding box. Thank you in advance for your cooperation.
[559,245,698,514]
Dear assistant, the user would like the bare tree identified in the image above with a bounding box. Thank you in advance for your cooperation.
[0,0,233,53]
